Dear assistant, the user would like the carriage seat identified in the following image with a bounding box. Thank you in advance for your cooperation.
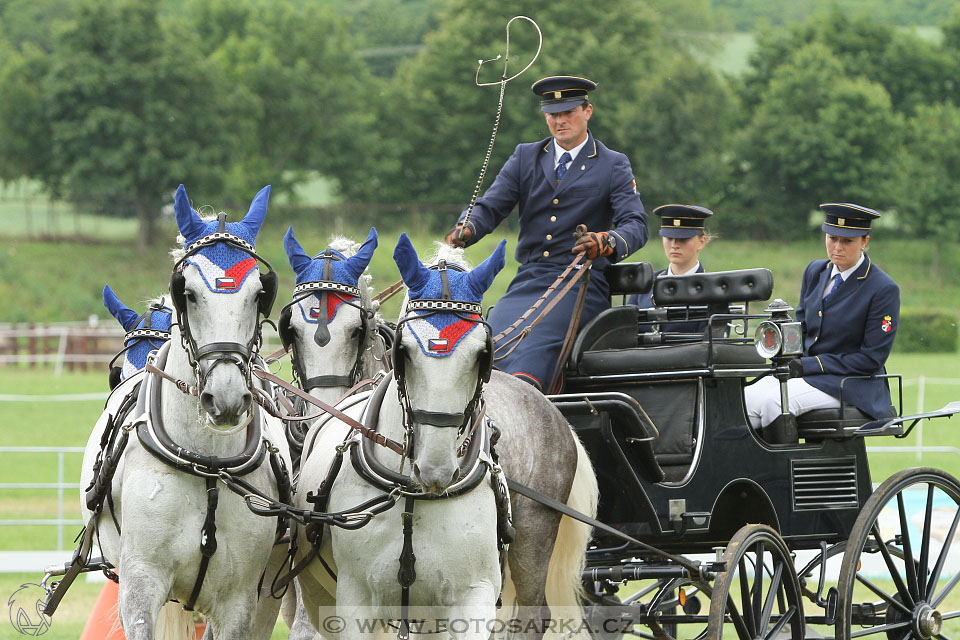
[576,342,765,376]
[605,262,655,297]
[797,405,899,439]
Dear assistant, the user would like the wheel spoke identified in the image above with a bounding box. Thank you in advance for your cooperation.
[854,573,913,616]
[849,619,911,638]
[897,492,920,599]
[762,604,796,639]
[727,594,751,639]
[932,571,960,608]
[935,634,953,640]
[872,523,915,607]
[759,562,784,631]
[919,484,935,598]
[753,542,764,630]
[927,507,960,601]
[739,556,755,636]
[942,611,960,620]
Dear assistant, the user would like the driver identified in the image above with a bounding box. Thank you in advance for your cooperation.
[445,75,648,392]
[745,203,900,430]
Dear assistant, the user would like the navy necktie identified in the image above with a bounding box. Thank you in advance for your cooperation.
[823,273,843,305]
[556,151,571,182]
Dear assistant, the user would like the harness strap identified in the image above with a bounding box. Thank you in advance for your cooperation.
[42,514,99,615]
[185,476,219,611]
[545,264,593,393]
[254,369,405,455]
[505,478,703,576]
[372,279,406,305]
[493,256,592,361]
[397,495,417,640]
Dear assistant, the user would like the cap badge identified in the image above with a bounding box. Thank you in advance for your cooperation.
[673,219,680,227]
[553,91,562,99]
[838,217,845,226]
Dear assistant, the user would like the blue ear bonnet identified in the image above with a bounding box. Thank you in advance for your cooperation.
[176,184,269,294]
[284,226,378,287]
[393,234,506,358]
[122,307,173,379]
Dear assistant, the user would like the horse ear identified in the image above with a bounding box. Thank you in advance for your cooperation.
[393,233,431,292]
[343,227,378,283]
[174,184,204,241]
[241,185,271,240]
[102,285,140,331]
[283,227,312,275]
[465,239,507,297]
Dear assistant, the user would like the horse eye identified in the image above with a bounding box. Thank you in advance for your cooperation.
[184,290,197,303]
[351,325,363,340]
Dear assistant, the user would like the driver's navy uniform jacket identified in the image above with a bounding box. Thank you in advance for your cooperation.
[458,131,648,391]
[794,255,899,419]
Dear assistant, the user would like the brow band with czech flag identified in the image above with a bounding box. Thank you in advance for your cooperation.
[407,313,483,357]
[186,253,260,293]
[298,292,359,324]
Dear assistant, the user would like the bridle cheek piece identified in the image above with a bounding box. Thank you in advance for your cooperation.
[169,228,277,392]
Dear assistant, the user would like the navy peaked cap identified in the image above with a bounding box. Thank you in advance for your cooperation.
[819,202,880,237]
[654,204,713,238]
[531,76,596,113]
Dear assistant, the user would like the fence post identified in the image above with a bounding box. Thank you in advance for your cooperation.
[54,327,69,377]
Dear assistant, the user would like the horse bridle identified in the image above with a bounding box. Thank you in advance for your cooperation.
[277,250,376,391]
[169,213,278,391]
[107,300,173,390]
[392,261,494,457]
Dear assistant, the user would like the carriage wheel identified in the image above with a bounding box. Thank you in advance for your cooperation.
[707,524,806,639]
[836,467,960,640]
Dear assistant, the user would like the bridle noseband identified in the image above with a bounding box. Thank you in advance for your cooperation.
[278,250,375,391]
[170,213,277,392]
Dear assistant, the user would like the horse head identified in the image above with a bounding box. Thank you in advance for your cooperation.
[102,285,172,388]
[393,233,505,493]
[280,226,379,402]
[170,184,277,429]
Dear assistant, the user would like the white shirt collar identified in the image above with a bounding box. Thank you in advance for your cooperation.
[667,262,701,276]
[830,252,866,281]
[554,136,589,166]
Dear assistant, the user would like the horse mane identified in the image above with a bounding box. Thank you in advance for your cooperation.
[169,212,223,263]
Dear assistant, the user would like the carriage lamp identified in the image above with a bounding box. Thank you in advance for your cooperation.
[754,299,803,358]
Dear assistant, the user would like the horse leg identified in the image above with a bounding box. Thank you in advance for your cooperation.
[448,585,500,640]
[504,500,561,640]
[117,567,191,640]
[243,539,291,640]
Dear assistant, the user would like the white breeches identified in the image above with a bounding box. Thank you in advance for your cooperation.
[745,376,841,429]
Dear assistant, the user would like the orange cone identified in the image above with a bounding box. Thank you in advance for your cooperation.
[80,580,126,640]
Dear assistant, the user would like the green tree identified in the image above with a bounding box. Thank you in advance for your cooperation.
[737,43,903,238]
[0,41,53,184]
[186,0,378,203]
[610,52,738,215]
[741,9,959,116]
[38,0,241,247]
[366,0,667,215]
[892,102,960,275]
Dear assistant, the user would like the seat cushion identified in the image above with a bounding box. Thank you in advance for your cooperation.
[577,343,765,376]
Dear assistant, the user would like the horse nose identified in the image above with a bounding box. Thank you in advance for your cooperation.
[413,463,459,493]
[200,388,252,425]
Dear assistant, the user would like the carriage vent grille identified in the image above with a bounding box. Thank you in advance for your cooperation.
[791,457,859,511]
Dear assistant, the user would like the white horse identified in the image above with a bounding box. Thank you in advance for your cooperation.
[79,185,292,640]
[293,234,598,640]
[276,227,385,640]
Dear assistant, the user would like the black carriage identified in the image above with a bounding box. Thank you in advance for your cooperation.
[550,263,960,640]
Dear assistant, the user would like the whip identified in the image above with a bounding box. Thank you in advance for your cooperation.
[457,16,542,244]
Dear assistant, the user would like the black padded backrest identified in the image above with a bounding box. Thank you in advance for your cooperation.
[605,262,654,296]
[653,268,773,307]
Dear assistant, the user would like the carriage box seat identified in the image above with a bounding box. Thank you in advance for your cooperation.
[569,269,773,377]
